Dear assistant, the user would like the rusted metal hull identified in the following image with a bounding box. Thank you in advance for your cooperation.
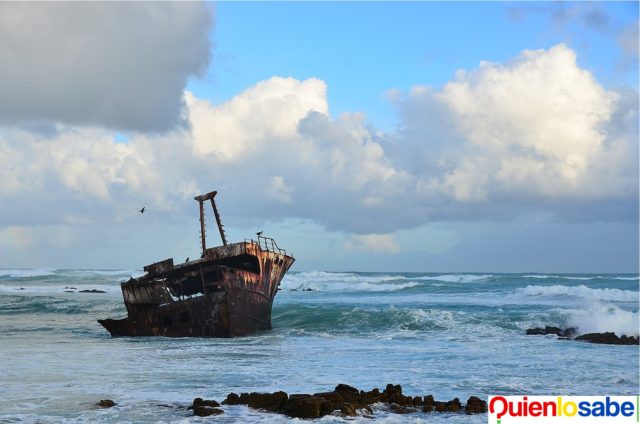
[99,241,294,337]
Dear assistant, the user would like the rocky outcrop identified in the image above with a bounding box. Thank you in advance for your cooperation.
[96,399,116,408]
[465,396,487,414]
[575,332,639,345]
[526,327,638,345]
[526,326,576,338]
[190,398,223,416]
[197,383,486,418]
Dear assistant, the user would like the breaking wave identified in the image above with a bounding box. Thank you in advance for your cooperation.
[273,304,514,336]
[524,274,639,281]
[423,274,493,283]
[280,271,418,292]
[518,285,638,302]
[0,268,56,279]
[566,304,640,337]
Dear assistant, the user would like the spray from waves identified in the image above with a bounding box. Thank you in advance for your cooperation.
[524,274,639,281]
[564,304,640,337]
[418,274,494,283]
[518,285,638,302]
[0,269,56,278]
[280,271,419,292]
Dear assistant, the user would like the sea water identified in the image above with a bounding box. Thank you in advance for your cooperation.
[0,270,638,423]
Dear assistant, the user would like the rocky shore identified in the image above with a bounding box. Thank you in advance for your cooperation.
[188,383,487,418]
[526,327,639,345]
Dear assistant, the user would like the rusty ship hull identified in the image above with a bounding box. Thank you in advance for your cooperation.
[99,190,294,338]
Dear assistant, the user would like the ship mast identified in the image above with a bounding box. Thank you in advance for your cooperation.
[194,190,228,255]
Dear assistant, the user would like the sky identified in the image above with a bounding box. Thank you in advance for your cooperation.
[0,1,638,273]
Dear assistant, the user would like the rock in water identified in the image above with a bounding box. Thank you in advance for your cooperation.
[97,399,116,408]
[282,395,334,419]
[465,396,487,414]
[575,332,639,345]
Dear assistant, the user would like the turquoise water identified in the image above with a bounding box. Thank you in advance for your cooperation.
[0,270,638,423]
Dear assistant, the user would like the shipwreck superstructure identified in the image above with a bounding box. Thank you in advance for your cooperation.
[99,190,295,337]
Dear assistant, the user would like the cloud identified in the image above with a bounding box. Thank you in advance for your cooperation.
[345,234,400,254]
[265,176,294,204]
[0,45,637,252]
[394,44,637,219]
[0,2,213,132]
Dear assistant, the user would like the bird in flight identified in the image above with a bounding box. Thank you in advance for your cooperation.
[139,207,146,214]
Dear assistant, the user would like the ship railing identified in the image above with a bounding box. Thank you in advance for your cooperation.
[245,236,287,256]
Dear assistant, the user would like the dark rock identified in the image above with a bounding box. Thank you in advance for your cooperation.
[192,397,220,408]
[314,391,344,404]
[423,394,434,406]
[575,332,639,345]
[334,384,361,403]
[526,326,563,336]
[241,391,288,411]
[465,396,487,414]
[79,289,106,293]
[193,406,224,416]
[97,399,116,408]
[434,401,446,412]
[282,395,334,419]
[222,393,240,405]
[340,402,358,417]
[384,384,408,405]
[422,394,435,412]
[389,404,417,414]
[335,384,360,395]
[359,388,381,404]
[445,397,462,412]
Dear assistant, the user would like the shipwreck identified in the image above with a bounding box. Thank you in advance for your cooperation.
[99,190,295,337]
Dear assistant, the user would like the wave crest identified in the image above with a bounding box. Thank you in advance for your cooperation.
[519,285,638,302]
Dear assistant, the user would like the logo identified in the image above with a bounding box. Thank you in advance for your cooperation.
[488,396,639,423]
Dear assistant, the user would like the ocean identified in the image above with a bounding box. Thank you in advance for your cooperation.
[0,269,638,423]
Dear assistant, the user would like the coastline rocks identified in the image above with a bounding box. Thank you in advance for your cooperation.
[526,327,639,345]
[190,398,223,416]
[96,399,116,408]
[575,332,639,345]
[202,383,486,419]
[79,289,106,293]
[525,326,576,338]
[465,396,487,414]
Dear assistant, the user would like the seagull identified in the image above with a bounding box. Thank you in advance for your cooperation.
[139,207,146,214]
[256,231,263,237]
[185,257,189,263]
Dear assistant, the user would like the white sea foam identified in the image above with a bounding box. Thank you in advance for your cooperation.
[566,304,640,337]
[524,274,591,280]
[0,268,55,278]
[524,274,639,281]
[0,283,121,295]
[280,271,417,292]
[519,285,638,302]
[424,274,493,283]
